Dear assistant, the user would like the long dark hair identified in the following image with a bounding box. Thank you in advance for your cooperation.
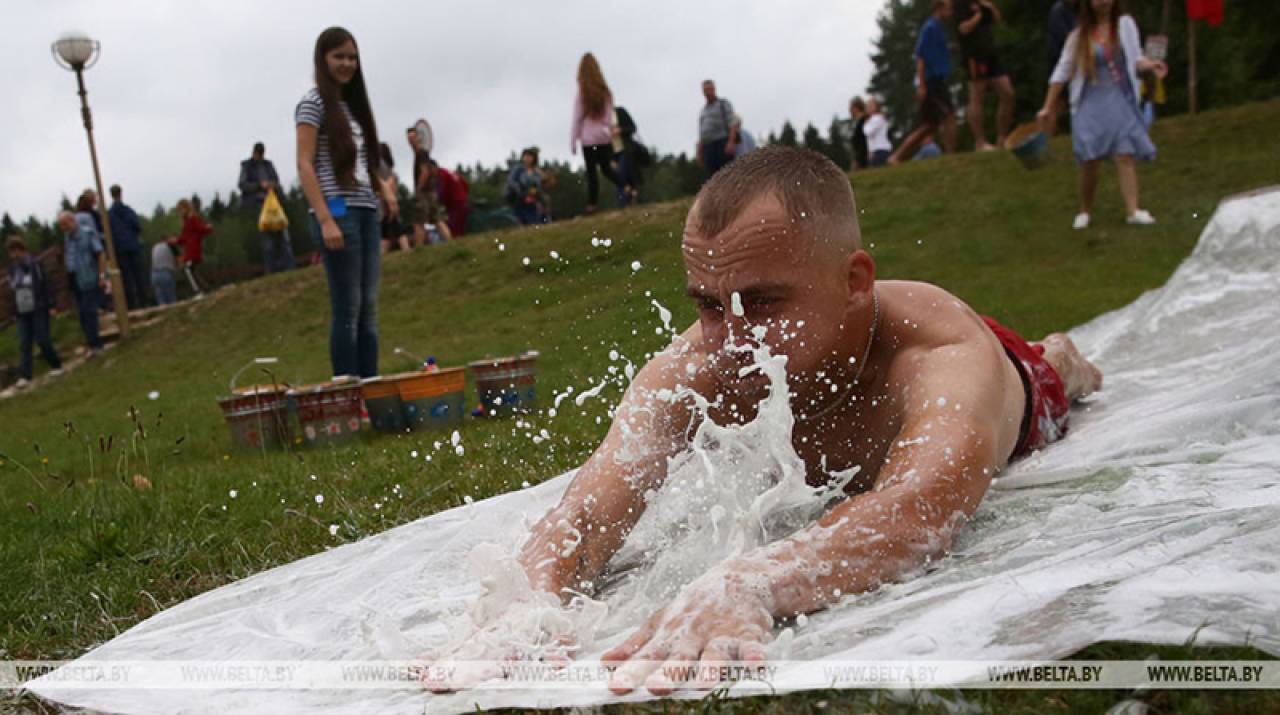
[313,27,379,188]
[1074,0,1124,82]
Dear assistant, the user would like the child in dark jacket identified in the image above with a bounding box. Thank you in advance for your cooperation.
[6,235,63,386]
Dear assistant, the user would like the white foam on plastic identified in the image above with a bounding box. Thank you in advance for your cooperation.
[28,189,1280,713]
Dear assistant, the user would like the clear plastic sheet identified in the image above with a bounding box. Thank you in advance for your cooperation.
[29,189,1280,713]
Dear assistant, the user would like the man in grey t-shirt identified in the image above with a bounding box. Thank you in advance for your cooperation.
[238,142,293,273]
[696,79,741,181]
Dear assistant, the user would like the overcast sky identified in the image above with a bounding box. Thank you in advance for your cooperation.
[3,0,881,222]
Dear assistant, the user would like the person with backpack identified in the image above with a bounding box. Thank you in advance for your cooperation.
[612,106,649,205]
[56,210,107,355]
[6,235,63,387]
[696,79,741,180]
[570,53,625,214]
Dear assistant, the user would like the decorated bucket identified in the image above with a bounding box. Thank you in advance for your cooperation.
[396,367,466,431]
[361,376,406,434]
[468,351,538,417]
[217,384,292,451]
[287,377,364,446]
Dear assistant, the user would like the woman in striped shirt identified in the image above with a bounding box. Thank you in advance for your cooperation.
[296,27,398,379]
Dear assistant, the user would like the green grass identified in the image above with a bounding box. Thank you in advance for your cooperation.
[3,100,1279,713]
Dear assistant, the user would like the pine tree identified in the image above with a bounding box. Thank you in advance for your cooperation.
[778,122,799,147]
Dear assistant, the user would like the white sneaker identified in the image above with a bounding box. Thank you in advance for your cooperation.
[1127,209,1156,225]
[1072,212,1091,230]
[15,378,31,389]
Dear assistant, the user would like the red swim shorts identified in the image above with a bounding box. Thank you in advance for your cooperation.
[982,317,1071,458]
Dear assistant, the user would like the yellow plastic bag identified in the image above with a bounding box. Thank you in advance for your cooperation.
[258,188,289,232]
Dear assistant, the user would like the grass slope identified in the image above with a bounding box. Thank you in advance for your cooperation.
[2,100,1278,713]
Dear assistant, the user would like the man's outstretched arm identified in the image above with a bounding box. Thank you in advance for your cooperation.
[520,339,700,597]
[605,342,1012,694]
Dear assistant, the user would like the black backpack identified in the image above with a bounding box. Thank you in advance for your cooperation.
[615,106,638,139]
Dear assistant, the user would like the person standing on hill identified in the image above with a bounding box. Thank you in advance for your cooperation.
[507,147,550,226]
[571,53,625,214]
[889,0,958,164]
[863,98,893,167]
[1044,0,1079,135]
[955,0,1015,151]
[176,199,213,295]
[150,235,181,306]
[377,142,413,253]
[6,235,63,386]
[696,79,741,180]
[239,142,294,274]
[849,97,869,170]
[1039,0,1166,230]
[107,184,148,309]
[296,26,398,379]
[57,211,106,355]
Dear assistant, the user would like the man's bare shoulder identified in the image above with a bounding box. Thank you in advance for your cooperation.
[878,280,997,355]
[875,280,1025,457]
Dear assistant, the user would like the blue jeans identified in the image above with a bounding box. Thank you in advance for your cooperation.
[312,207,380,378]
[16,310,62,379]
[262,229,295,273]
[117,249,148,309]
[702,137,733,180]
[152,270,177,305]
[73,278,105,349]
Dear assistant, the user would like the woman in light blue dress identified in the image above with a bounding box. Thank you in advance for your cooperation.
[1039,0,1168,230]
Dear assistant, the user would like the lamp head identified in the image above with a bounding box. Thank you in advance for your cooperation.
[52,32,99,70]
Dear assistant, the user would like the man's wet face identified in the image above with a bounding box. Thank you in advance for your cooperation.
[682,195,851,394]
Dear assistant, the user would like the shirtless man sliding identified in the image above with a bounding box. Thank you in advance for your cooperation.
[437,145,1102,695]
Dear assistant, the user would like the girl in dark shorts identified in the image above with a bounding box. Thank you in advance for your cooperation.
[377,143,412,253]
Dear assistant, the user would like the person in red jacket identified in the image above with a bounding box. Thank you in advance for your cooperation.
[425,159,469,238]
[176,198,213,295]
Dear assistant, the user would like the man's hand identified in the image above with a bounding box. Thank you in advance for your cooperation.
[603,563,774,695]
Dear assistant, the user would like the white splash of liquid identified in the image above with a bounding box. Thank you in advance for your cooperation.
[435,332,856,664]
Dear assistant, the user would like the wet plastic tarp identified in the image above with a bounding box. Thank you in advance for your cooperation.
[29,189,1280,713]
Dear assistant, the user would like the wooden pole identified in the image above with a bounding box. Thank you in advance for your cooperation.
[75,67,130,337]
[1187,16,1198,114]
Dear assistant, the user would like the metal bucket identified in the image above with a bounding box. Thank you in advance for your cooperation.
[288,377,365,446]
[217,384,292,451]
[396,367,466,431]
[468,351,539,417]
[361,376,406,434]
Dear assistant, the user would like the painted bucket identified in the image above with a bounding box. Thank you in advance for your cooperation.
[361,376,406,434]
[1005,122,1050,170]
[217,384,292,451]
[397,367,466,431]
[287,377,365,446]
[468,351,539,417]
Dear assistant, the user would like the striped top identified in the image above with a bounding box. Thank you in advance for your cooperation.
[294,88,379,211]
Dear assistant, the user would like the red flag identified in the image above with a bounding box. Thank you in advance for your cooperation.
[1186,0,1224,26]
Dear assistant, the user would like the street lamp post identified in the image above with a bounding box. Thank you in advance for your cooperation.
[52,32,130,339]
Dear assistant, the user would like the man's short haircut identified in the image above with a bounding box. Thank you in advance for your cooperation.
[6,235,27,252]
[253,141,265,155]
[933,0,948,10]
[850,96,866,112]
[690,145,859,250]
[109,184,122,199]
